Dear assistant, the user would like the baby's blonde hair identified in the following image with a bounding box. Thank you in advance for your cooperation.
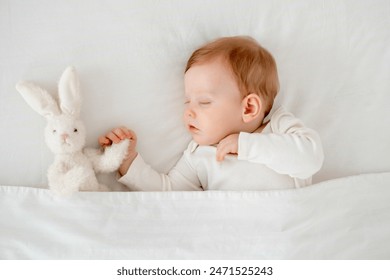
[185,36,279,115]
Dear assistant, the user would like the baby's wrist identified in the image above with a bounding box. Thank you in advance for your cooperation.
[119,152,138,176]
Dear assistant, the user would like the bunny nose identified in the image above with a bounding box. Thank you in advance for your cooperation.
[61,133,69,140]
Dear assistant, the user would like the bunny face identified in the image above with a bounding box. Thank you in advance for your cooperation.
[17,66,86,154]
[45,115,86,154]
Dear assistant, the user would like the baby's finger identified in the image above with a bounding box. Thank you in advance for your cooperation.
[112,127,130,140]
[98,136,112,147]
[217,142,237,161]
[120,126,137,140]
[107,131,122,144]
[216,143,228,162]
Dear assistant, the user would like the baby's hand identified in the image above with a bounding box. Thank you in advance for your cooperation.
[99,127,138,176]
[216,134,239,161]
[99,126,135,147]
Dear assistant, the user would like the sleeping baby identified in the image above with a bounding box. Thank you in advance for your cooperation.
[99,36,324,191]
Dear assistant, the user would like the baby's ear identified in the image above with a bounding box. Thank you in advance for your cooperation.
[241,93,262,123]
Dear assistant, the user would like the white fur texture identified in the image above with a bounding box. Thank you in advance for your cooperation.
[16,67,129,195]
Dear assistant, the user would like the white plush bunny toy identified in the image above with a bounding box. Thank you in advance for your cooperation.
[16,66,129,195]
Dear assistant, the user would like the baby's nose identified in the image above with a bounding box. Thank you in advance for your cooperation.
[185,107,195,118]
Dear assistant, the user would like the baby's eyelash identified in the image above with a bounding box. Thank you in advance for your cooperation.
[183,100,211,105]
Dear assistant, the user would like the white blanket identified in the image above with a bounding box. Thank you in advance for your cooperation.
[1,172,389,259]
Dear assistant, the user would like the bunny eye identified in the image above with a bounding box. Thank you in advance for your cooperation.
[73,128,78,133]
[53,129,57,133]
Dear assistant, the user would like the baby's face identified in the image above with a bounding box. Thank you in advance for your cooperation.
[184,58,244,145]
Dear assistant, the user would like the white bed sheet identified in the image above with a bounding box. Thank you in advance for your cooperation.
[1,172,389,259]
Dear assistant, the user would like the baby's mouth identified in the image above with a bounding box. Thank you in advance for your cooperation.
[188,124,200,133]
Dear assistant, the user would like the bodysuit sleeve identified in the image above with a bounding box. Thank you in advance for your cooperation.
[237,107,324,179]
[118,145,202,191]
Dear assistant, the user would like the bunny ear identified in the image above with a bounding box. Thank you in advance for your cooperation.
[58,66,81,117]
[16,81,61,118]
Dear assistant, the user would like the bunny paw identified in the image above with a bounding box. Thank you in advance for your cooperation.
[104,139,130,166]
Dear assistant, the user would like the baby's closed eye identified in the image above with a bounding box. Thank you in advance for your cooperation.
[199,101,212,106]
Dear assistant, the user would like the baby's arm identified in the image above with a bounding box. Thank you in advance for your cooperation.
[100,127,202,191]
[118,152,202,191]
[238,109,324,179]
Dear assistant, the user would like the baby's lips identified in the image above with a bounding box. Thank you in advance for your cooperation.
[188,124,200,133]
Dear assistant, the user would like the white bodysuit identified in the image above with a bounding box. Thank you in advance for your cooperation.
[119,107,324,191]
